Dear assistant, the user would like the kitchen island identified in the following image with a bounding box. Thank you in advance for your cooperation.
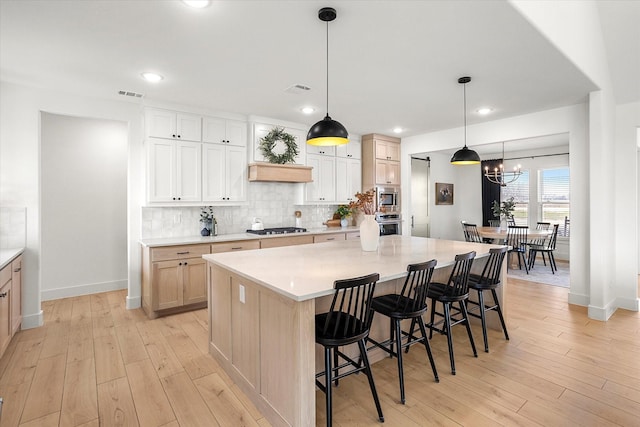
[203,235,506,426]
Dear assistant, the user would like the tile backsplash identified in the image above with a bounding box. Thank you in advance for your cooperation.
[0,207,26,249]
[141,182,344,238]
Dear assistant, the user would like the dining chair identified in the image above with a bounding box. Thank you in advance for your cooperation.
[527,222,551,266]
[528,224,559,273]
[506,226,528,274]
[315,273,384,426]
[461,222,484,243]
[367,260,439,404]
[466,247,509,352]
[408,251,477,375]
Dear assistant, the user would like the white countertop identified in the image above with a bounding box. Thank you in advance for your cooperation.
[139,226,359,247]
[203,235,502,302]
[0,248,24,270]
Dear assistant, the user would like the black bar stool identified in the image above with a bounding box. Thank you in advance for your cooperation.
[466,246,509,352]
[409,251,477,375]
[315,273,384,426]
[367,260,439,404]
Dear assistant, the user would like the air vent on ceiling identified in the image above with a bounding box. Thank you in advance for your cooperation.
[118,90,144,98]
[284,84,311,94]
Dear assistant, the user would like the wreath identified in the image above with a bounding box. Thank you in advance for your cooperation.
[259,127,299,164]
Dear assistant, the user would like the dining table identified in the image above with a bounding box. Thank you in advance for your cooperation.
[477,226,552,242]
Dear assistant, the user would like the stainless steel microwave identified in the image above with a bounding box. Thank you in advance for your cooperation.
[376,187,399,211]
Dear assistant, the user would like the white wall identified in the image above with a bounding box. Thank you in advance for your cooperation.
[0,81,144,328]
[40,113,128,300]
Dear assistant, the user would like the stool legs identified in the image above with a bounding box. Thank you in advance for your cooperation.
[357,340,385,423]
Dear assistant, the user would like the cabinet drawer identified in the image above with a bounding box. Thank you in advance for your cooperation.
[314,233,346,243]
[346,231,361,240]
[261,235,313,249]
[0,265,10,288]
[151,244,211,262]
[211,240,260,253]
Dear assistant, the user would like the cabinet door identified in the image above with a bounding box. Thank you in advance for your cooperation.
[202,143,227,202]
[147,140,176,202]
[11,256,21,334]
[307,145,335,156]
[336,139,361,160]
[202,117,227,144]
[176,113,202,142]
[152,260,183,310]
[226,145,247,201]
[146,109,176,139]
[182,258,207,306]
[348,158,362,200]
[336,158,361,202]
[225,120,247,147]
[0,281,11,355]
[376,159,400,185]
[175,141,202,202]
[375,140,400,161]
[306,154,335,202]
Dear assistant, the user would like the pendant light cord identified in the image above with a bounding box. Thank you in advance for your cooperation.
[463,81,467,148]
[326,19,329,117]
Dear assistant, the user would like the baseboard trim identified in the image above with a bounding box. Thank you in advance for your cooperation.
[126,295,141,309]
[568,291,589,307]
[22,310,44,330]
[616,296,640,312]
[588,299,617,321]
[41,279,127,301]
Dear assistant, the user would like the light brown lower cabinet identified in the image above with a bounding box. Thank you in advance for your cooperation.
[0,254,22,359]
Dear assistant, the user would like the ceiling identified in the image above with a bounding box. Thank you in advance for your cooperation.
[1,1,637,140]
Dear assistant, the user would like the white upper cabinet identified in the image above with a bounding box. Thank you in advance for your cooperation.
[145,108,202,142]
[336,138,361,159]
[202,117,247,147]
[305,154,336,202]
[202,144,247,203]
[336,157,362,203]
[147,139,202,203]
[306,144,335,156]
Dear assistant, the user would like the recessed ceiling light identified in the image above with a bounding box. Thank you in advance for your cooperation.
[301,107,315,114]
[393,127,403,134]
[182,0,210,8]
[476,107,493,115]
[141,72,163,83]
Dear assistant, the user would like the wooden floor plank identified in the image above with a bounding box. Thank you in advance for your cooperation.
[194,372,260,427]
[115,323,148,365]
[20,354,66,423]
[161,371,220,427]
[18,411,60,427]
[124,358,177,427]
[60,357,98,426]
[97,377,139,427]
[94,334,126,384]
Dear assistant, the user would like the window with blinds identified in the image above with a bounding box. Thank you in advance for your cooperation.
[539,167,570,236]
[501,170,529,226]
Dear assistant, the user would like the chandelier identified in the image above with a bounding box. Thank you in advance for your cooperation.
[484,142,522,186]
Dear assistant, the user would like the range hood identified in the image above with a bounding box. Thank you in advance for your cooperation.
[248,163,313,183]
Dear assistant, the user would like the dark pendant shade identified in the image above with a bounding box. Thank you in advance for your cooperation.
[450,146,480,165]
[306,114,349,146]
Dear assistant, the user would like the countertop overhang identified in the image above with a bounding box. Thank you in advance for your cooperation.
[0,248,25,270]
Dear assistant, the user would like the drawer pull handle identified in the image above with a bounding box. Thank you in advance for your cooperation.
[13,268,21,272]
[0,292,7,298]
[176,251,190,255]
[326,238,335,241]
[231,247,242,250]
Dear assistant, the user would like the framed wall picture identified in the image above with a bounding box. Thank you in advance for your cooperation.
[435,183,454,205]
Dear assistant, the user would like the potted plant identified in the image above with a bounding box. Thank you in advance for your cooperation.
[335,205,352,227]
[491,197,516,230]
[200,206,215,236]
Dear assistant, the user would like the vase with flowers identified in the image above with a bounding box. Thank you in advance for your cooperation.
[200,206,216,236]
[348,189,379,251]
[491,197,516,230]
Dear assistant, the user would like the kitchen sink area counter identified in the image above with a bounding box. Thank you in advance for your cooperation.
[204,235,506,426]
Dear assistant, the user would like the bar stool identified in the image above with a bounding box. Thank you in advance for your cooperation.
[466,246,509,352]
[315,273,384,426]
[367,260,439,404]
[410,251,477,375]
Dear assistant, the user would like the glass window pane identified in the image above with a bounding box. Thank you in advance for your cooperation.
[539,167,570,235]
[502,170,529,225]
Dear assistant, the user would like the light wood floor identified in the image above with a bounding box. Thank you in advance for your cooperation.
[1,278,638,426]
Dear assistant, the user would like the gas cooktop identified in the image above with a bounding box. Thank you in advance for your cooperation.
[246,227,307,235]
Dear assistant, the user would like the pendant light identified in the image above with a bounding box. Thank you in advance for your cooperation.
[450,76,480,165]
[306,7,348,146]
